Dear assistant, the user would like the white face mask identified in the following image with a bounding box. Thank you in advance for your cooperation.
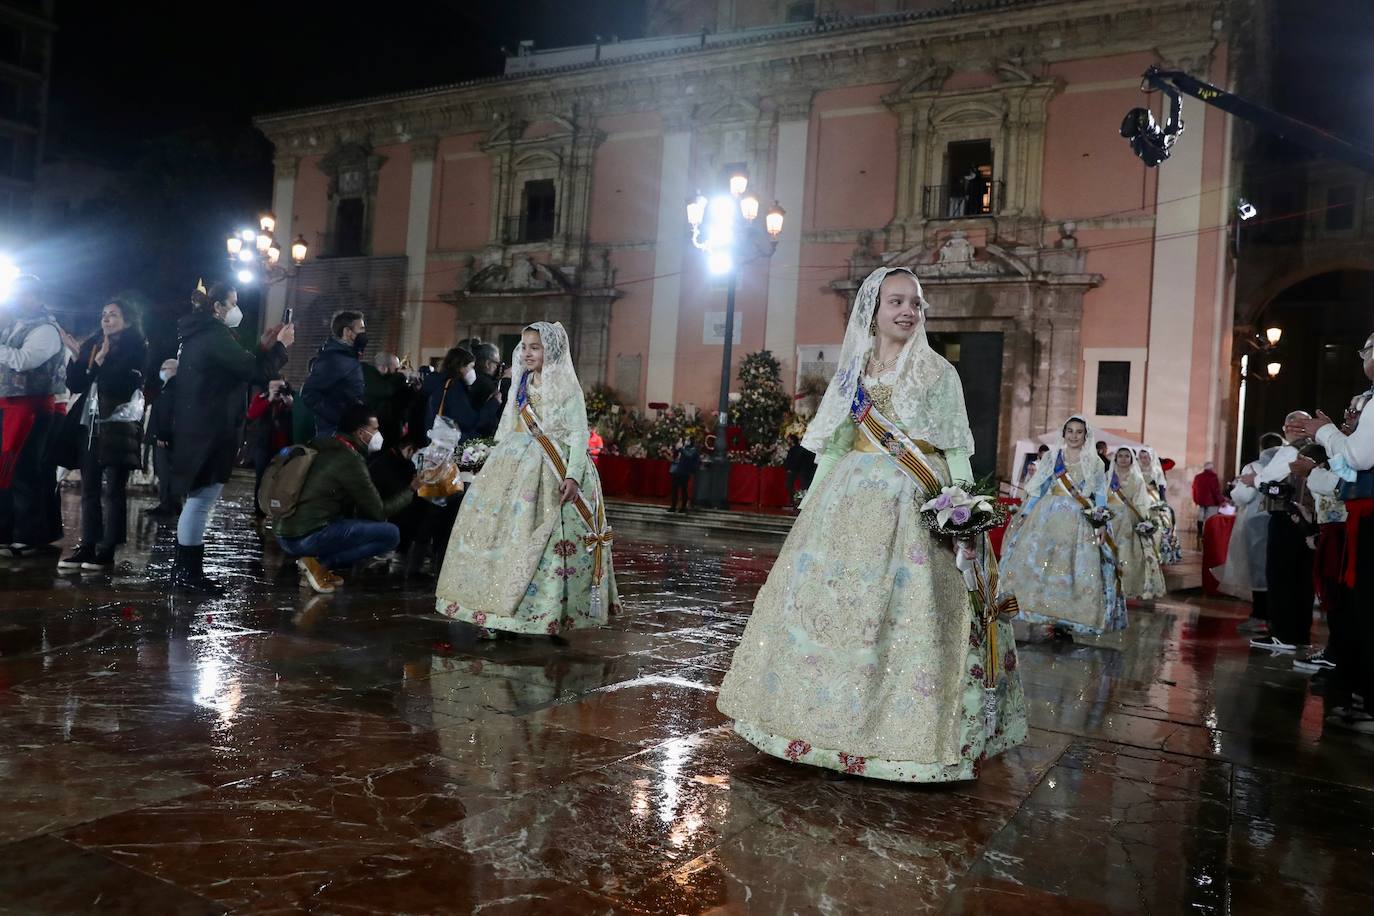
[367,430,383,453]
[223,305,243,329]
[462,368,477,386]
[159,370,172,384]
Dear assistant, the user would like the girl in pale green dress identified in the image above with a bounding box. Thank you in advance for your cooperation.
[717,266,1027,783]
[435,321,618,637]
[1108,447,1166,601]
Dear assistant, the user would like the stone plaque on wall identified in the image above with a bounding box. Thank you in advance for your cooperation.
[704,312,743,345]
[796,344,842,387]
[614,354,642,402]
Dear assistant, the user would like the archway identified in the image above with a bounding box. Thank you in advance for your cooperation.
[1239,269,1374,467]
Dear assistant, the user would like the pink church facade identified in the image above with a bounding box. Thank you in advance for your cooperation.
[255,0,1257,485]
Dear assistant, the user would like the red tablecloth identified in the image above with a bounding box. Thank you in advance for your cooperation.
[597,455,632,498]
[988,497,1021,559]
[1202,513,1235,596]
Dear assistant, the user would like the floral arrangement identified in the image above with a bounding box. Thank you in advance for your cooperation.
[1082,506,1116,528]
[584,384,623,423]
[919,485,1009,537]
[1134,520,1156,537]
[731,351,791,466]
[458,438,494,472]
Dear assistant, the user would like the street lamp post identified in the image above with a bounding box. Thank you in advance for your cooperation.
[686,170,786,509]
[226,212,308,287]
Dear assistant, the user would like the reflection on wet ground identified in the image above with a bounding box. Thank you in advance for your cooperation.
[1,479,1372,913]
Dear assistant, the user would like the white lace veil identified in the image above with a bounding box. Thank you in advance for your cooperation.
[802,266,975,455]
[1109,446,1147,497]
[1137,447,1166,488]
[1023,414,1106,496]
[494,321,588,447]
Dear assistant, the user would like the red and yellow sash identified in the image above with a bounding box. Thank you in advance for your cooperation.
[1058,470,1125,600]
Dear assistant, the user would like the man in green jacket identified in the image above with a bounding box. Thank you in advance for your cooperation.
[276,403,417,593]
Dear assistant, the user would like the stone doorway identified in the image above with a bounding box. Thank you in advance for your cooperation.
[929,331,1004,481]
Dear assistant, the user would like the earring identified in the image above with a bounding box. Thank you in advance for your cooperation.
[868,314,878,336]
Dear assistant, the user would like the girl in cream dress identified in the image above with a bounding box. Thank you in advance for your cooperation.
[1108,447,1166,601]
[717,266,1027,783]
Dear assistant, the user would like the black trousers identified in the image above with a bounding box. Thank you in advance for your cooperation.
[79,434,129,551]
[154,445,178,510]
[1266,512,1315,646]
[1333,512,1374,705]
[669,474,691,511]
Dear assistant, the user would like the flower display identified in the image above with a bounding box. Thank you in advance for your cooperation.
[458,438,494,472]
[918,486,1005,535]
[1082,506,1117,529]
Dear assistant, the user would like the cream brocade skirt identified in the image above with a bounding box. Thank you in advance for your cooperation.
[435,430,618,635]
[717,443,1028,783]
[1109,494,1167,601]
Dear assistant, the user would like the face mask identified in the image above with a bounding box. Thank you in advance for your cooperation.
[463,368,477,386]
[353,333,368,355]
[223,305,243,329]
[159,370,172,384]
[367,430,383,453]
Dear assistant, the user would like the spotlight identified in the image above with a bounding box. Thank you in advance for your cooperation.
[1237,198,1258,220]
[0,257,19,299]
[236,269,255,284]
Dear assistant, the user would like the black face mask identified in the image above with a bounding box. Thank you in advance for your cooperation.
[352,333,368,355]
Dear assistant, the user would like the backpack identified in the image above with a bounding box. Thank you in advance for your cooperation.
[257,445,318,519]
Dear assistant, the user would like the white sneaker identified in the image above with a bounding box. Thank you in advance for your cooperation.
[1294,650,1336,673]
[1249,635,1297,653]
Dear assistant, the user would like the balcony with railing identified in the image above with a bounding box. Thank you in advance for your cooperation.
[923,180,1004,220]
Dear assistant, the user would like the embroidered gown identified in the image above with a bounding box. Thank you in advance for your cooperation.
[717,372,1029,783]
[1109,472,1167,600]
[1000,446,1128,635]
[435,327,618,636]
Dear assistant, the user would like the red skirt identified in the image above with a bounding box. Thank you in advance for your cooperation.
[1313,522,1346,609]
[0,395,57,489]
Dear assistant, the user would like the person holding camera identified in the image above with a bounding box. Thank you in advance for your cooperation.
[247,377,295,519]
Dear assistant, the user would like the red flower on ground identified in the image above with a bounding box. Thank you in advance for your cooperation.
[784,739,812,762]
[554,539,578,557]
[838,753,867,775]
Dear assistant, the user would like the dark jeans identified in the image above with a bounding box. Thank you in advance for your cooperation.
[278,519,400,570]
[80,433,130,551]
[1266,512,1314,646]
[154,445,179,510]
[0,407,61,546]
[669,474,691,511]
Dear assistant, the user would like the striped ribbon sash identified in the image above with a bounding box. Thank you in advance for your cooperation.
[850,385,1017,721]
[518,402,614,606]
[850,384,944,500]
[1058,470,1125,600]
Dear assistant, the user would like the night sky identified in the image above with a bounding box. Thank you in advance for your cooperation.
[32,0,1374,342]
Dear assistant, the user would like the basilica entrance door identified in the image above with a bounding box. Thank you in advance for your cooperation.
[928,331,1003,482]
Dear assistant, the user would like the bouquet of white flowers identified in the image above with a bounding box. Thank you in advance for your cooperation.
[1134,520,1156,537]
[458,440,492,473]
[918,486,1008,538]
[1082,506,1116,529]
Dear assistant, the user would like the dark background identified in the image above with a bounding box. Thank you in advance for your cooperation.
[25,0,1374,354]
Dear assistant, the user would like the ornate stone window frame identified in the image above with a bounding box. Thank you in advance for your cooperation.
[885,79,1057,243]
[317,142,386,258]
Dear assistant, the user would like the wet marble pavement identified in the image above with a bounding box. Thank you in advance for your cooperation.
[2,480,1373,914]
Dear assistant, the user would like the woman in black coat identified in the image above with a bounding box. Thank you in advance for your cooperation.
[418,346,503,440]
[170,282,294,591]
[57,300,148,571]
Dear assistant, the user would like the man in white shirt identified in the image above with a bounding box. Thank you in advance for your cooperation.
[1246,412,1317,654]
[1288,331,1374,734]
[0,275,67,557]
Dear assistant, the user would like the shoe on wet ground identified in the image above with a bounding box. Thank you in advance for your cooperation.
[81,549,115,571]
[297,557,337,594]
[1294,650,1336,673]
[1249,635,1296,653]
[58,546,95,570]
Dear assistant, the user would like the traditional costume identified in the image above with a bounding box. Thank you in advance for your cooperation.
[1108,449,1166,600]
[435,322,618,635]
[1000,415,1128,635]
[717,267,1027,783]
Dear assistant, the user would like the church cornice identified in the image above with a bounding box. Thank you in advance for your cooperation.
[255,0,1224,155]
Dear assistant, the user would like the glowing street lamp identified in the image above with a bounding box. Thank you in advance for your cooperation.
[1265,326,1282,346]
[686,167,788,509]
[225,213,307,285]
[1266,360,1282,379]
